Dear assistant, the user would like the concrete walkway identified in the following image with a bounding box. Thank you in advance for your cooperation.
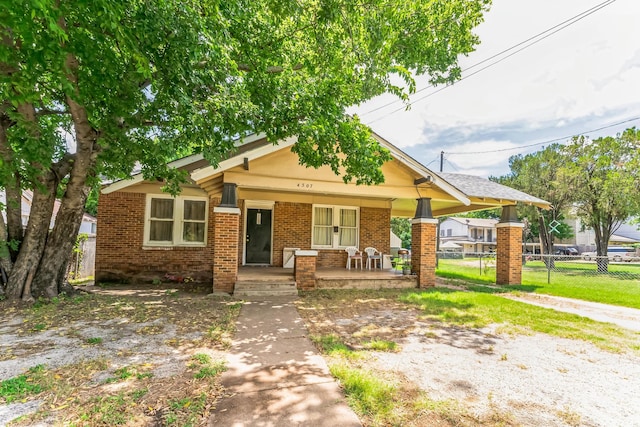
[502,293,640,332]
[209,297,361,427]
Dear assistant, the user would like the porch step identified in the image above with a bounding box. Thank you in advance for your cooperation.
[233,281,298,297]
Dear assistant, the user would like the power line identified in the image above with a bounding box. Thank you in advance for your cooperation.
[445,115,640,155]
[361,0,616,123]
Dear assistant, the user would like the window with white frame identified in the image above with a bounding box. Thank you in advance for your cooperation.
[312,205,359,248]
[145,195,208,246]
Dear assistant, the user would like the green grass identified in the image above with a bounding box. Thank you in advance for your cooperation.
[362,339,398,352]
[311,334,362,359]
[330,364,396,422]
[0,365,47,403]
[189,353,227,379]
[401,288,640,353]
[437,258,640,309]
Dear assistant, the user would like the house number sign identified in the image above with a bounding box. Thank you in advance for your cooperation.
[297,183,313,189]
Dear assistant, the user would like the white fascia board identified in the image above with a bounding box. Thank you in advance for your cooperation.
[191,136,297,182]
[234,132,267,147]
[101,153,205,195]
[373,134,470,206]
[101,175,145,194]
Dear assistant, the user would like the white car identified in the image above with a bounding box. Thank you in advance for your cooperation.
[582,247,638,262]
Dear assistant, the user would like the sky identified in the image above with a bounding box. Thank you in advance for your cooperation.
[351,0,640,178]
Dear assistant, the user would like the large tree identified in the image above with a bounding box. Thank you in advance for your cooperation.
[0,0,491,300]
[494,144,573,262]
[560,128,640,272]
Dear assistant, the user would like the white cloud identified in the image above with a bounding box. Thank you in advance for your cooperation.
[356,0,640,177]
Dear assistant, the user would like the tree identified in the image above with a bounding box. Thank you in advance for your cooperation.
[390,217,411,249]
[560,128,640,272]
[0,0,491,300]
[494,144,573,264]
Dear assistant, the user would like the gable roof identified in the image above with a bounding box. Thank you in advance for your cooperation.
[101,132,550,214]
[439,173,550,209]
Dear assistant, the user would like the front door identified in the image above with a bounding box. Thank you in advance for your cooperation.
[245,208,272,264]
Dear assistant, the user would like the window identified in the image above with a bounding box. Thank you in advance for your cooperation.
[312,205,359,248]
[446,229,452,237]
[145,195,208,246]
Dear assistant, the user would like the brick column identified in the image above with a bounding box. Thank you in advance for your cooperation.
[294,250,317,291]
[496,205,524,285]
[213,206,241,294]
[412,218,438,288]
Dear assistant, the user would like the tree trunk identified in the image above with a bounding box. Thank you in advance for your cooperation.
[537,215,555,269]
[31,180,91,298]
[5,172,58,300]
[31,83,97,298]
[5,179,23,261]
[0,213,12,295]
[593,224,609,273]
[0,119,23,262]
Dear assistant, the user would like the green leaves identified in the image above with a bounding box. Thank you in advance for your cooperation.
[2,0,491,189]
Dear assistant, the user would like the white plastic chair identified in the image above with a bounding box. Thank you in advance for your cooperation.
[364,247,382,270]
[345,247,363,270]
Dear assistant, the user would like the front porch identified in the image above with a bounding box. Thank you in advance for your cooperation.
[235,266,417,296]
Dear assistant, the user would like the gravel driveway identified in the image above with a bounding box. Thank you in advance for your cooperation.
[374,321,640,426]
[297,290,640,426]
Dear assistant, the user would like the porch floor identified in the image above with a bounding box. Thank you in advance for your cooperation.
[237,266,417,290]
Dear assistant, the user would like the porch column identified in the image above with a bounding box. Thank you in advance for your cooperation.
[294,250,318,291]
[496,205,524,285]
[411,198,438,288]
[213,183,240,294]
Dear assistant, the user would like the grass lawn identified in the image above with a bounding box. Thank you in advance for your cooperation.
[436,258,640,309]
[400,288,640,353]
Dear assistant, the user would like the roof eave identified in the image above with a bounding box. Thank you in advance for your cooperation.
[372,134,471,206]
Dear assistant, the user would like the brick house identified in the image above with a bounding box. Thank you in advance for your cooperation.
[96,133,549,292]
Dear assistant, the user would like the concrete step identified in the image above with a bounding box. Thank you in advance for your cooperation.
[233,281,299,297]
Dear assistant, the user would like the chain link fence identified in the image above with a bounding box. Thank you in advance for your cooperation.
[436,251,640,285]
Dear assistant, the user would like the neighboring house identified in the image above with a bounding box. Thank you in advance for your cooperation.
[96,132,549,292]
[439,217,498,253]
[0,190,97,236]
[0,190,97,279]
[560,217,640,252]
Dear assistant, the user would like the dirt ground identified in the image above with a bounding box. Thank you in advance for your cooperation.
[296,291,640,427]
[0,284,239,426]
[2,285,640,426]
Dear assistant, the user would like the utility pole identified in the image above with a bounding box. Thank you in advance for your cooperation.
[440,151,444,172]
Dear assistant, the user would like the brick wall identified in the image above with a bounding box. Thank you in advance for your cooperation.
[271,204,391,269]
[97,193,394,282]
[295,254,317,290]
[95,191,214,283]
[213,208,240,293]
[360,207,391,254]
[496,224,523,285]
[411,219,437,288]
[273,202,312,266]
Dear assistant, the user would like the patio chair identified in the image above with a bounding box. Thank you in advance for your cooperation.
[364,247,382,270]
[345,246,363,270]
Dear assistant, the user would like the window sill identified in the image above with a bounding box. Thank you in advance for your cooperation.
[143,244,207,250]
[311,247,353,251]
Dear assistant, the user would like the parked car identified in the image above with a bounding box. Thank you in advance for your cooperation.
[555,247,579,256]
[582,246,638,262]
